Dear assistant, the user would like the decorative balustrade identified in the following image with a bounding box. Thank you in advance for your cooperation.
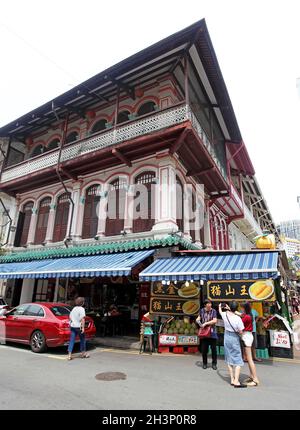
[1,104,227,183]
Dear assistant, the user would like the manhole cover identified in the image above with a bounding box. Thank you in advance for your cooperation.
[95,372,127,381]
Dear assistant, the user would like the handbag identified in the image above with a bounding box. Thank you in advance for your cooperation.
[198,325,212,339]
[226,313,245,346]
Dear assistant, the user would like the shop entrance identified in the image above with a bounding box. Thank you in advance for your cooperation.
[55,276,151,338]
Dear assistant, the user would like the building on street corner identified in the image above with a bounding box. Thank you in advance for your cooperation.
[0,19,293,355]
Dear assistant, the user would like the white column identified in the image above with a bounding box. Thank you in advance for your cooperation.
[19,279,35,304]
[45,205,56,244]
[8,196,21,247]
[27,207,38,246]
[203,202,212,248]
[124,185,134,233]
[70,180,82,239]
[152,158,177,237]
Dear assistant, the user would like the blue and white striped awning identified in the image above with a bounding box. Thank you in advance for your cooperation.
[139,252,279,281]
[0,250,154,279]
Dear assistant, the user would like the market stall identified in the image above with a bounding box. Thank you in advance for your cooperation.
[150,280,201,353]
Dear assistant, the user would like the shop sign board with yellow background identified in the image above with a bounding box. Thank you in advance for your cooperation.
[150,281,200,315]
[207,279,275,302]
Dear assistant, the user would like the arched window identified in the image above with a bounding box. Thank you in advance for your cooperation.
[47,138,60,151]
[176,177,184,232]
[29,145,44,158]
[66,131,79,144]
[14,201,34,247]
[34,197,51,245]
[105,178,127,236]
[117,110,130,124]
[137,101,156,117]
[90,119,107,134]
[82,185,101,239]
[53,193,70,242]
[133,172,156,233]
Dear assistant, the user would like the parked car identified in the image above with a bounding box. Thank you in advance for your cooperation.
[0,297,10,315]
[0,302,96,353]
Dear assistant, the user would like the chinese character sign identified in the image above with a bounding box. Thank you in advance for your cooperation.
[207,280,275,302]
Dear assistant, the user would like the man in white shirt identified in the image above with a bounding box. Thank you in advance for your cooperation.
[68,297,89,360]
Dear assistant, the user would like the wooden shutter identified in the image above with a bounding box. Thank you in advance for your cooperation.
[105,179,126,236]
[14,212,25,247]
[53,193,70,242]
[19,202,34,246]
[133,172,156,233]
[82,185,101,239]
[34,198,51,245]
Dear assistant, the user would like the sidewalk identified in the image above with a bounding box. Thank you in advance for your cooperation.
[91,335,141,350]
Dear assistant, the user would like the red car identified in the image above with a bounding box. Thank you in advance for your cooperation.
[0,302,96,353]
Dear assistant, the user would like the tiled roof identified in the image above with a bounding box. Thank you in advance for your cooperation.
[0,236,199,263]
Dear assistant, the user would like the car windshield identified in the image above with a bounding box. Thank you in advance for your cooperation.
[50,306,71,316]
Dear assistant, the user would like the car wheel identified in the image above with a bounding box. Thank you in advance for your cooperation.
[30,330,47,353]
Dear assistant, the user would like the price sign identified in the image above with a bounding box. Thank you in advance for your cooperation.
[269,330,291,349]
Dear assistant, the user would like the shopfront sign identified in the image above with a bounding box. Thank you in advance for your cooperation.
[269,330,291,349]
[207,279,275,302]
[151,281,200,298]
[177,335,198,345]
[158,334,199,346]
[159,335,177,345]
[150,297,200,316]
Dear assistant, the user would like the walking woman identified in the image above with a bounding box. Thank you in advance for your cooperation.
[239,302,260,387]
[219,302,246,388]
[68,297,89,360]
[196,299,218,369]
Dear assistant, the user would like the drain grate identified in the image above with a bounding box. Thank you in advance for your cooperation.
[95,372,127,381]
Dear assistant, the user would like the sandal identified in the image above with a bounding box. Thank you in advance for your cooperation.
[68,356,73,361]
[247,380,259,387]
[234,384,247,388]
[81,353,90,359]
[244,377,253,383]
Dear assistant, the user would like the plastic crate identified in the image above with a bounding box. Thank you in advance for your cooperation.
[256,348,269,359]
[173,346,184,354]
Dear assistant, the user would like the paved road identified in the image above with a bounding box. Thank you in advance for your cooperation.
[0,342,299,410]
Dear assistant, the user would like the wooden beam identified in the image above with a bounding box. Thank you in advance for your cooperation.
[187,165,215,177]
[169,127,190,155]
[112,148,132,167]
[58,167,77,181]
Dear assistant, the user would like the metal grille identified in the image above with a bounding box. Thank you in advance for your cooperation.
[39,197,51,208]
[23,201,34,211]
[57,193,71,204]
[135,172,156,185]
[86,184,101,196]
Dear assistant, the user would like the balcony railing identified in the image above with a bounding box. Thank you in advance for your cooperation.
[1,104,227,183]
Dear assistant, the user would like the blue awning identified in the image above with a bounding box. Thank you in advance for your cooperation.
[139,252,279,281]
[0,250,154,279]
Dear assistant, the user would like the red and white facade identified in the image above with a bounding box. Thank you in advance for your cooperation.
[0,20,277,304]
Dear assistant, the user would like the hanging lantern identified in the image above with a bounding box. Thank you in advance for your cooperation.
[86,110,96,119]
[255,233,276,249]
[135,87,144,98]
[25,137,33,146]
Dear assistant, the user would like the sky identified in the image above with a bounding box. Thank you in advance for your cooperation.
[0,0,299,224]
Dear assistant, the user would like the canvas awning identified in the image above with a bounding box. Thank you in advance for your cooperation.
[139,251,279,281]
[0,250,154,279]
